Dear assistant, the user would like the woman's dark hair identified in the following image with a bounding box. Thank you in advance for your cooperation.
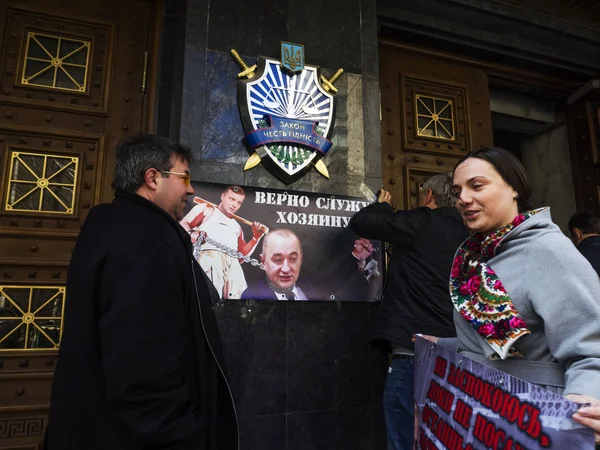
[453,147,532,213]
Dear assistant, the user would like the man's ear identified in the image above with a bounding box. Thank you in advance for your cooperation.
[144,168,159,191]
[420,189,433,206]
[260,253,265,263]
[425,189,433,205]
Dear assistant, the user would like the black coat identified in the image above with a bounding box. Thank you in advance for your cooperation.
[578,235,600,278]
[241,279,278,300]
[45,191,238,450]
[350,204,468,350]
[240,278,314,300]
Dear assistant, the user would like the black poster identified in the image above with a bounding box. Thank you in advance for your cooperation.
[179,182,383,302]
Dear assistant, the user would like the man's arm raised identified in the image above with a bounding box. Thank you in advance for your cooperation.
[180,203,214,243]
[238,222,267,256]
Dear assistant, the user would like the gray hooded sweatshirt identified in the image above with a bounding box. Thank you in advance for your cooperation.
[439,208,600,398]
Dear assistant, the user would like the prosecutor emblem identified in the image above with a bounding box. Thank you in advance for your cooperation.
[231,44,343,184]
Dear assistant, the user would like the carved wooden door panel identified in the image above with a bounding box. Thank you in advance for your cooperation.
[379,42,494,210]
[0,1,160,448]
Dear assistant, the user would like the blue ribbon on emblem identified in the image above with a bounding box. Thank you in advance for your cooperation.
[245,116,333,155]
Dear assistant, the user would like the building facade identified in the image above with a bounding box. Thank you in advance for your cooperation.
[0,0,599,448]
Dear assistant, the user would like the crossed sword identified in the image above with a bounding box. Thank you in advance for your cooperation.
[193,197,269,234]
[231,48,343,179]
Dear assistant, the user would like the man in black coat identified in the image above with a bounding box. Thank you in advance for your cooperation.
[350,173,468,450]
[569,210,600,277]
[45,135,238,450]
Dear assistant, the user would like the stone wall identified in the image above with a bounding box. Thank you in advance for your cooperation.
[157,0,388,448]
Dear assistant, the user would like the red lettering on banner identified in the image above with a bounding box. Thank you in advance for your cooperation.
[501,395,520,423]
[433,356,448,378]
[422,404,440,431]
[422,362,554,450]
[431,413,468,450]
[472,413,531,450]
[516,404,549,446]
[525,406,541,438]
[421,404,474,450]
[447,363,461,388]
[473,414,486,443]
[491,389,511,414]
[418,426,441,450]
[472,378,484,400]
[539,434,551,447]
[445,363,551,447]
[462,371,476,394]
[480,381,494,406]
[426,380,456,414]
[452,399,473,430]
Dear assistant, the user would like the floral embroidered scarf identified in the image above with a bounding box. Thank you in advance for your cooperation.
[449,211,540,360]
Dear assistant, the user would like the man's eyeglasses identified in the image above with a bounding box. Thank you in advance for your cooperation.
[161,171,191,186]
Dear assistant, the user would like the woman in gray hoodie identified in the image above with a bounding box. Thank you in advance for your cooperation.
[433,147,600,442]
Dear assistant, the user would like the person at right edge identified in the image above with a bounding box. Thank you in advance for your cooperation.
[350,173,468,450]
[432,147,600,445]
[568,210,600,277]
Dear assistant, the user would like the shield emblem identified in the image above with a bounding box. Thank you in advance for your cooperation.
[237,57,335,184]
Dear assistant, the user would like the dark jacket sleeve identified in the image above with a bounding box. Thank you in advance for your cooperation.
[99,238,204,449]
[350,203,431,246]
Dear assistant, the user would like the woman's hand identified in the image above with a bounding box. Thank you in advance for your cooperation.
[567,394,600,443]
[412,334,439,344]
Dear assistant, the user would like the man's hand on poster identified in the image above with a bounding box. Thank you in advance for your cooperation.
[568,394,600,443]
[189,230,207,245]
[352,237,374,260]
[251,221,268,240]
[377,189,392,205]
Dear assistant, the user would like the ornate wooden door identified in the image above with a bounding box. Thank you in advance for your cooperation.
[0,1,161,448]
[379,42,494,210]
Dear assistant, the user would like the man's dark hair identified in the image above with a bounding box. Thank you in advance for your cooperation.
[112,134,192,193]
[453,147,532,213]
[568,210,600,235]
[223,185,246,196]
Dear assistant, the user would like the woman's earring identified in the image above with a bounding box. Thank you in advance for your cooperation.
[513,193,519,200]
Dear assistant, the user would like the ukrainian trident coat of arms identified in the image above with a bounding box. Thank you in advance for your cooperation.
[231,42,343,184]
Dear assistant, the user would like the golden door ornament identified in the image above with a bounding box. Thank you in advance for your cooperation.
[0,285,65,351]
[5,151,79,214]
[21,32,91,92]
[415,94,456,140]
